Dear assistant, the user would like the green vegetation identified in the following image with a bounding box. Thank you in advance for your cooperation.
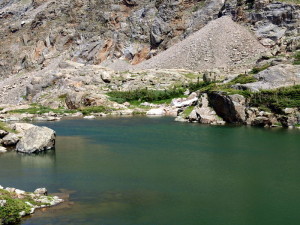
[8,105,76,115]
[107,88,186,105]
[58,94,68,100]
[182,72,201,79]
[0,188,55,225]
[249,85,300,112]
[182,106,194,118]
[293,51,300,65]
[107,81,213,105]
[0,122,16,133]
[7,104,113,116]
[80,106,110,115]
[229,74,257,84]
[250,64,270,74]
[0,189,31,224]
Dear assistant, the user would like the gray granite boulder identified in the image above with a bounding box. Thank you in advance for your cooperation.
[16,126,56,154]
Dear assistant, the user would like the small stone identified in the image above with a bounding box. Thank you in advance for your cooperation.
[34,188,48,196]
[0,146,7,153]
[83,115,96,119]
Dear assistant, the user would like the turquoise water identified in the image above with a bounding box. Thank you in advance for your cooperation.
[0,117,300,225]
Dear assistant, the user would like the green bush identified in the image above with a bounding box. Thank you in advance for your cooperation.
[107,88,185,104]
[229,74,257,84]
[80,106,108,115]
[249,85,300,112]
[9,105,76,115]
[0,189,31,224]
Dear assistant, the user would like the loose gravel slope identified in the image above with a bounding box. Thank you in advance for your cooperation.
[135,16,268,72]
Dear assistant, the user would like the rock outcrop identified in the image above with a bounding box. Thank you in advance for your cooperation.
[16,126,56,153]
[0,185,63,225]
[188,93,226,125]
[0,123,56,154]
[236,64,300,91]
[208,92,247,123]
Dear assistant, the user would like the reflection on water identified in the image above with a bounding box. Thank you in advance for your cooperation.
[20,151,56,168]
[0,117,299,225]
[0,149,56,168]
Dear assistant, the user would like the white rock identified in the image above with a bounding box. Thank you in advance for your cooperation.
[83,115,96,119]
[34,188,48,196]
[5,187,16,193]
[146,108,166,116]
[0,200,7,207]
[171,97,198,108]
[15,189,25,195]
[19,211,26,217]
[175,116,188,122]
[0,146,7,153]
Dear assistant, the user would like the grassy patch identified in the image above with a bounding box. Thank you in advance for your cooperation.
[107,88,186,105]
[0,189,31,224]
[80,106,109,115]
[250,64,271,74]
[0,122,16,133]
[182,72,201,79]
[107,81,213,105]
[182,106,194,118]
[293,51,300,65]
[0,188,56,225]
[229,74,257,84]
[249,85,300,112]
[8,106,76,115]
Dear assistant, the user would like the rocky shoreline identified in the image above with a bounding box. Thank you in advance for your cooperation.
[0,122,56,154]
[0,185,63,225]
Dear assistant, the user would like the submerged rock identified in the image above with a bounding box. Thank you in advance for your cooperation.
[16,126,56,154]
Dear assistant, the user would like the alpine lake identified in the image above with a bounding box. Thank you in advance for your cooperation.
[0,116,299,225]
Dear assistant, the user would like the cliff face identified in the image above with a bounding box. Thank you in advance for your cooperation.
[0,0,299,77]
[0,0,227,77]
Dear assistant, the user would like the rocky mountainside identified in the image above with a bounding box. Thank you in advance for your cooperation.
[0,0,299,128]
[0,0,226,77]
[1,0,299,77]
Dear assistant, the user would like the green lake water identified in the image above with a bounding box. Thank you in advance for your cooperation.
[0,117,300,225]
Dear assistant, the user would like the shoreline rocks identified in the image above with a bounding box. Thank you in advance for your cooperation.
[176,92,300,128]
[0,185,63,225]
[0,123,56,154]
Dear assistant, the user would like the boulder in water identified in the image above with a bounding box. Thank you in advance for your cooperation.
[16,126,56,154]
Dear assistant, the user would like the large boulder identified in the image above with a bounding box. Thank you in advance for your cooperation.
[16,127,56,154]
[208,92,247,123]
[238,64,300,91]
[188,93,225,125]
